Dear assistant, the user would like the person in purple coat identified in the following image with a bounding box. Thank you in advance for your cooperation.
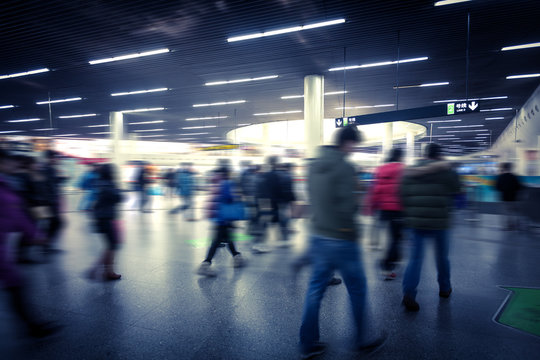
[0,149,60,337]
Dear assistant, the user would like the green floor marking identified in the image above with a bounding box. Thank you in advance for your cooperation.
[495,287,540,337]
[187,233,253,248]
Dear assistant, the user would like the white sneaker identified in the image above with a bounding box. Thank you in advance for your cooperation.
[251,245,271,254]
[197,262,217,277]
[233,254,246,268]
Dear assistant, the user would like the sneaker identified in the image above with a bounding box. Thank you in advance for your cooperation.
[197,262,217,277]
[439,288,452,298]
[300,342,327,359]
[328,277,342,286]
[354,333,387,355]
[402,295,420,311]
[233,254,245,268]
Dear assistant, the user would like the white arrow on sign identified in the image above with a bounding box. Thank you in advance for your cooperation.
[468,101,478,111]
[336,119,343,126]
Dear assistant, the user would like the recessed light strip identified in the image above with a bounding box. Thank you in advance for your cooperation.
[7,118,41,123]
[433,96,507,103]
[282,91,348,99]
[179,132,209,135]
[193,100,245,108]
[36,97,82,105]
[55,134,79,137]
[485,117,504,120]
[85,124,109,128]
[480,108,513,112]
[335,104,394,110]
[0,105,15,109]
[427,119,462,123]
[120,107,165,113]
[254,110,302,116]
[129,120,165,125]
[434,0,471,6]
[90,132,111,135]
[502,42,540,51]
[89,48,170,65]
[182,125,217,130]
[33,128,57,131]
[437,125,484,129]
[394,82,449,89]
[0,130,23,134]
[329,57,428,71]
[0,68,49,80]
[205,75,278,86]
[186,116,228,121]
[133,129,165,132]
[227,19,345,43]
[138,134,166,138]
[58,113,97,119]
[111,88,168,96]
[506,74,540,80]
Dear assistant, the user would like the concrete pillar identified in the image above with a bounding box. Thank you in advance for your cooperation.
[304,75,324,158]
[382,122,393,161]
[406,131,415,165]
[110,111,124,175]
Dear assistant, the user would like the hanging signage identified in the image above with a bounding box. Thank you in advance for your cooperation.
[336,101,482,127]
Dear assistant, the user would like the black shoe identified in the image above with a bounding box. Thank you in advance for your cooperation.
[328,277,342,286]
[301,342,327,359]
[355,333,387,355]
[402,295,420,311]
[439,288,452,298]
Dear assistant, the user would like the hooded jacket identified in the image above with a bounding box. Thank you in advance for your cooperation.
[400,160,461,230]
[308,146,358,241]
[370,162,404,211]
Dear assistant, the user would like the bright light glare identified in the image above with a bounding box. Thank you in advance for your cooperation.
[179,132,209,135]
[58,113,97,119]
[182,125,217,129]
[129,120,165,125]
[238,123,251,126]
[138,134,166,138]
[7,118,41,123]
[193,101,246,107]
[335,104,393,110]
[253,110,302,116]
[506,74,540,79]
[133,129,165,132]
[485,117,504,120]
[434,0,471,6]
[55,134,79,137]
[0,130,23,134]
[111,88,168,96]
[186,116,228,121]
[0,105,15,109]
[89,49,170,65]
[205,75,278,86]
[120,107,165,113]
[501,42,540,51]
[479,108,513,112]
[329,57,428,71]
[0,68,49,80]
[85,124,109,128]
[446,129,491,133]
[33,128,56,131]
[427,119,462,123]
[36,97,82,105]
[90,132,111,135]
[420,82,450,87]
[437,125,484,128]
[227,19,345,42]
[282,91,347,99]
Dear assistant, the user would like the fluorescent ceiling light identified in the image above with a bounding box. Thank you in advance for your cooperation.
[205,75,278,86]
[129,120,165,125]
[85,124,109,128]
[193,100,246,107]
[336,103,394,110]
[430,134,456,137]
[179,132,209,135]
[437,125,484,129]
[111,88,168,96]
[177,138,196,141]
[427,119,462,123]
[133,129,165,132]
[89,48,170,65]
[0,105,15,109]
[485,117,504,120]
[182,125,217,130]
[227,19,345,42]
[451,140,483,143]
[446,129,490,133]
[282,91,348,99]
[0,130,23,134]
[329,57,428,71]
[55,134,79,137]
[506,74,540,79]
[33,128,57,131]
[90,132,111,135]
[238,123,251,126]
[36,97,82,105]
[480,108,513,112]
[0,68,49,80]
[58,113,97,119]
[120,107,165,113]
[254,110,302,116]
[7,118,40,123]
[434,0,471,6]
[502,42,540,51]
[186,116,228,121]
[433,96,507,103]
[138,134,166,138]
[394,82,449,89]
[209,137,221,139]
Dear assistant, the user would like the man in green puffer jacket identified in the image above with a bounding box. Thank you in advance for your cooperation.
[400,143,461,311]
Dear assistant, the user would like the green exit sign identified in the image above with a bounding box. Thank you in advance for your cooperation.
[447,103,455,115]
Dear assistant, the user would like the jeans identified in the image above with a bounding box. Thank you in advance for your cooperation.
[299,235,367,350]
[402,229,451,298]
[204,224,240,263]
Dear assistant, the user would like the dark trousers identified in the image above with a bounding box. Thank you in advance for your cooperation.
[204,224,240,263]
[380,210,403,271]
[46,211,63,247]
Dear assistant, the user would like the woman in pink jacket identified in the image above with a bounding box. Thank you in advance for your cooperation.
[369,148,404,280]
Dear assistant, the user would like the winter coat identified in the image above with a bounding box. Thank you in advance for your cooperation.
[308,146,359,241]
[400,160,461,230]
[495,172,522,202]
[176,170,195,197]
[93,180,124,219]
[370,162,404,211]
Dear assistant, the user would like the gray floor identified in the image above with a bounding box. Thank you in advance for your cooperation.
[1,194,540,359]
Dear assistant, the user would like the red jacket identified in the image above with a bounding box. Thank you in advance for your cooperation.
[369,162,404,212]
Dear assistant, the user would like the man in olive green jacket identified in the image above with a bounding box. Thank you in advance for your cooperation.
[400,143,461,311]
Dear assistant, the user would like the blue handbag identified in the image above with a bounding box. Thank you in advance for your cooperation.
[218,202,247,221]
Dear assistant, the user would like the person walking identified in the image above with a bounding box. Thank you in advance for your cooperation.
[87,164,124,280]
[299,125,386,359]
[42,150,67,253]
[400,143,461,312]
[136,165,151,213]
[495,162,523,230]
[77,163,99,211]
[368,148,405,280]
[170,163,196,220]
